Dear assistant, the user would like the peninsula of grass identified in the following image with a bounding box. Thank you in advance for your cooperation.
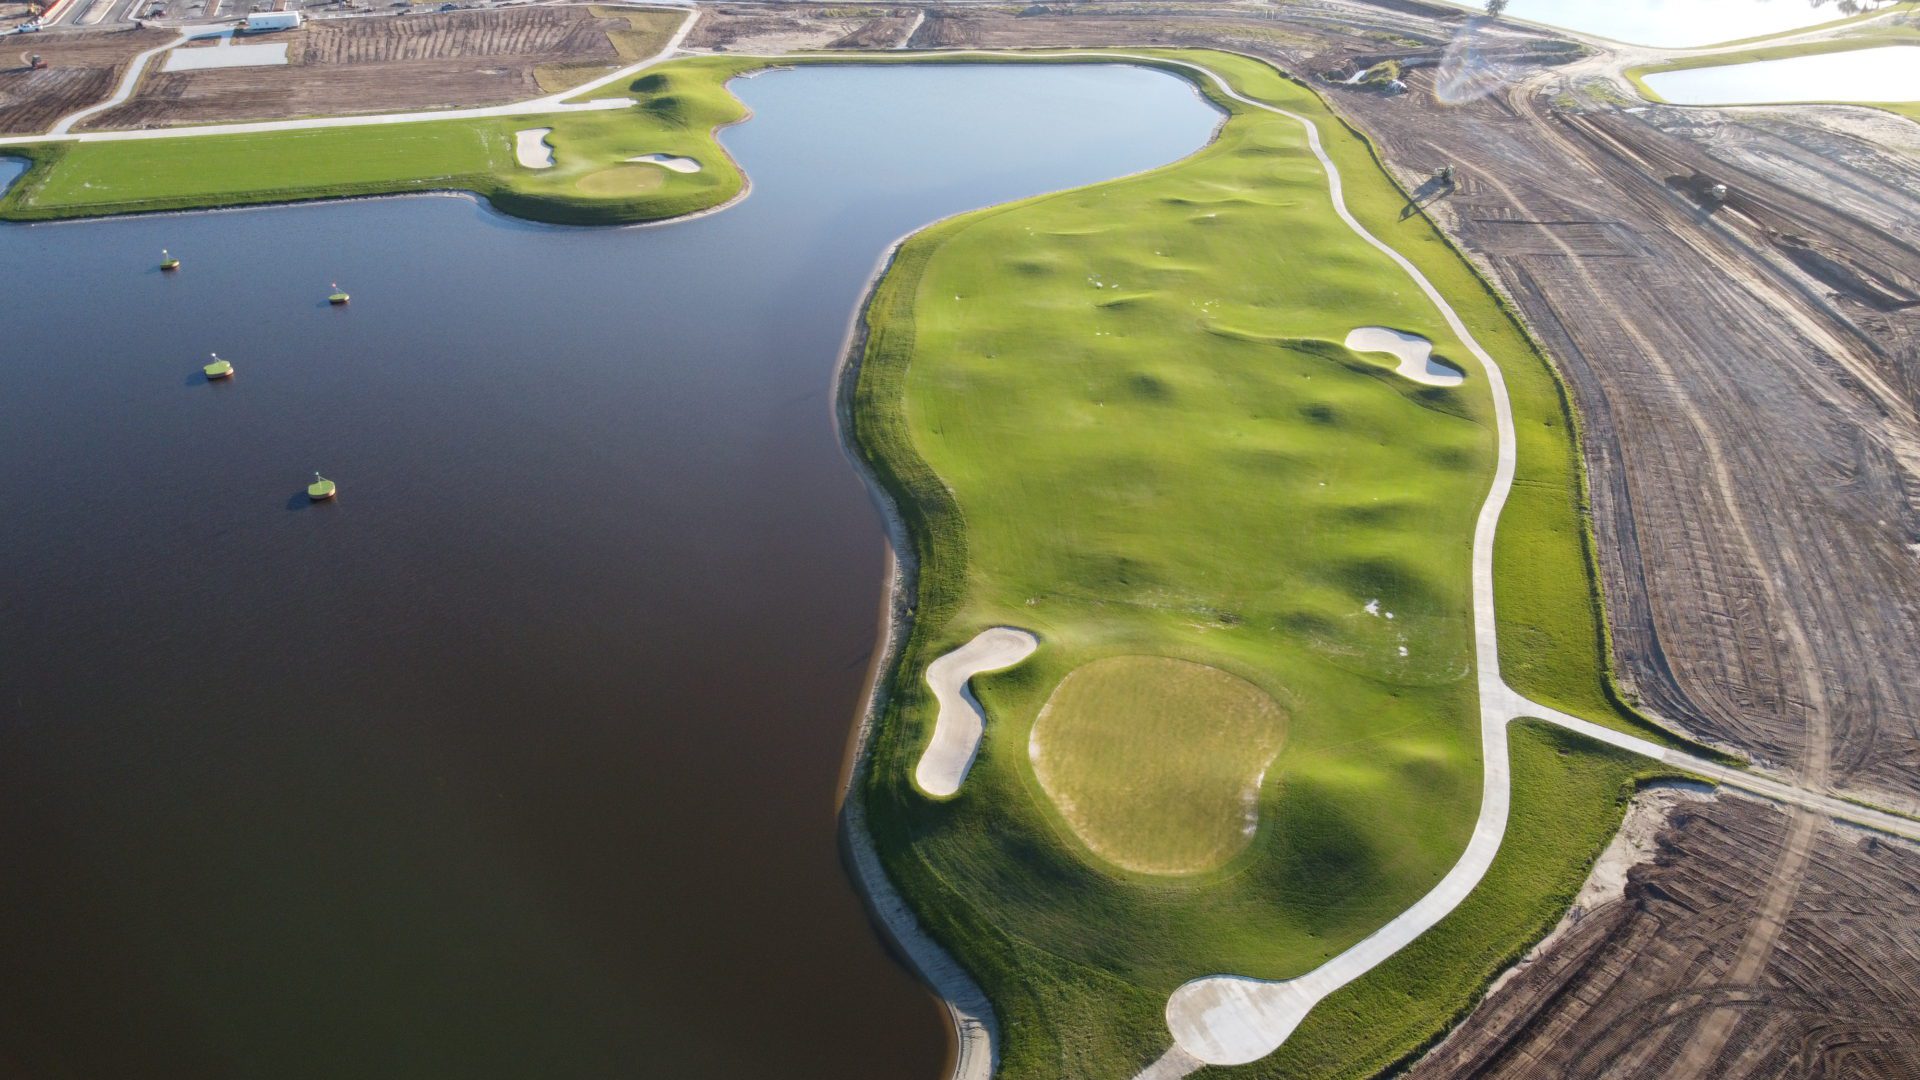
[0,56,762,225]
[848,47,1690,1078]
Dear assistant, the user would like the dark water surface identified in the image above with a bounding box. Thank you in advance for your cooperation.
[0,66,1217,1079]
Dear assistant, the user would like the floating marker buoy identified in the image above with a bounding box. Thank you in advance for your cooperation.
[308,472,337,501]
[160,249,180,271]
[203,352,233,379]
[328,282,349,305]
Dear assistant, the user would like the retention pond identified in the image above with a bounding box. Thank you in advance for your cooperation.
[0,64,1218,1080]
[1644,45,1920,105]
[1451,0,1902,48]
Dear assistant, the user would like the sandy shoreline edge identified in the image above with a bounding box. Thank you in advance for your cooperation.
[831,222,1000,1080]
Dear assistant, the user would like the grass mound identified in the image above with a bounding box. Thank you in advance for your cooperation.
[1029,656,1287,875]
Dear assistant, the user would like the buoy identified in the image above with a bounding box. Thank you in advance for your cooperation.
[308,472,337,501]
[202,352,233,380]
[160,249,180,271]
[328,282,350,305]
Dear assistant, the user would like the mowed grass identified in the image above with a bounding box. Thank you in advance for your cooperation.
[1029,656,1288,876]
[0,57,760,225]
[853,49,1685,1077]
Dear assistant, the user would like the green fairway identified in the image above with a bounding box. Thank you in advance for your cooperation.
[1029,656,1288,876]
[850,49,1686,1076]
[0,57,760,225]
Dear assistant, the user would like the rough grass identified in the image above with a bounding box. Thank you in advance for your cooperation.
[0,57,760,225]
[1029,656,1287,876]
[850,48,1690,1077]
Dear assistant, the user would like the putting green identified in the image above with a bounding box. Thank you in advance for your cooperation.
[576,163,666,196]
[1029,656,1287,875]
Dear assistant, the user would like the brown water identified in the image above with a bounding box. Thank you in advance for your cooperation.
[0,65,1218,1079]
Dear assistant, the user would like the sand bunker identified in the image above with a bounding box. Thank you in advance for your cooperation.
[1344,326,1464,387]
[514,128,555,170]
[1028,656,1286,875]
[914,627,1039,798]
[626,153,701,173]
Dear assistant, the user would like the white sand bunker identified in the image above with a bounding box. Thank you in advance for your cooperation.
[914,627,1039,798]
[626,153,701,173]
[514,128,555,170]
[1344,326,1464,387]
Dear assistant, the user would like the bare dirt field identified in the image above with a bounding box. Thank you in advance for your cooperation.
[0,25,171,134]
[76,5,679,131]
[1405,794,1920,1078]
[685,4,918,52]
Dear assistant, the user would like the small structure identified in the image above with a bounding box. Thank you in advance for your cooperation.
[307,472,337,500]
[239,10,302,31]
[327,283,349,305]
[160,248,180,271]
[203,352,232,379]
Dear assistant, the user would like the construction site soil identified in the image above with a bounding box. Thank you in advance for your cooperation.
[71,7,648,131]
[686,4,918,52]
[1405,795,1920,1078]
[0,25,170,134]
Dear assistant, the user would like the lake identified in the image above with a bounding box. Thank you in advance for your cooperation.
[1644,44,1920,104]
[0,63,1219,1080]
[1449,0,1896,48]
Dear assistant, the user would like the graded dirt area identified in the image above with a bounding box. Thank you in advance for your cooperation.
[76,6,675,131]
[1405,794,1920,1078]
[686,4,919,52]
[0,25,171,134]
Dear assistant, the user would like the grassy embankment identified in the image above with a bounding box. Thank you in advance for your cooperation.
[1624,11,1920,119]
[0,56,761,225]
[850,47,1680,1079]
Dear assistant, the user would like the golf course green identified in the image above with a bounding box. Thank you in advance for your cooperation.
[1,48,1695,1078]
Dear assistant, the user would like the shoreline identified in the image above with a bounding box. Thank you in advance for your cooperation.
[830,219,999,1080]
